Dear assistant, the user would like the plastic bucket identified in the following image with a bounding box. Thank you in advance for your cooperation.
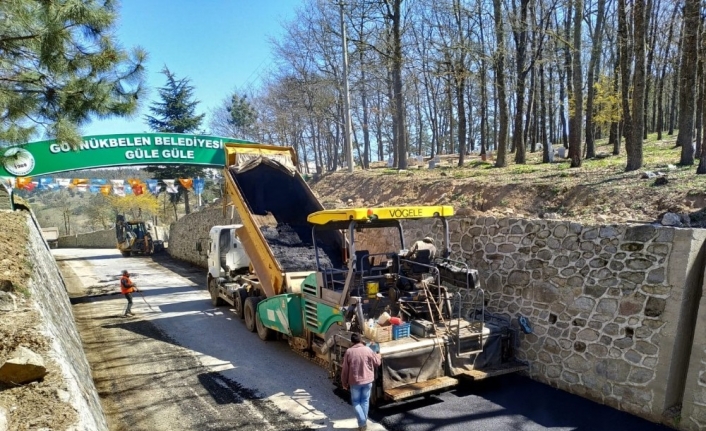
[367,281,379,299]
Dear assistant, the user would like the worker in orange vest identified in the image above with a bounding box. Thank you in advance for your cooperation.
[120,270,140,317]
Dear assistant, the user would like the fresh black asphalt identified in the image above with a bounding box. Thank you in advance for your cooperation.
[370,374,671,431]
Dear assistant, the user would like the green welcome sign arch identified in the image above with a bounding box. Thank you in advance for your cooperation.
[0,133,254,177]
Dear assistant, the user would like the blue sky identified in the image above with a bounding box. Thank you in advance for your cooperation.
[81,0,301,137]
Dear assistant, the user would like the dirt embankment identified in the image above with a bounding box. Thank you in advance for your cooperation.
[0,212,78,431]
[309,165,706,226]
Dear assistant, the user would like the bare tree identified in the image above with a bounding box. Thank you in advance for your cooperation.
[493,0,510,167]
[677,0,700,165]
[568,0,583,168]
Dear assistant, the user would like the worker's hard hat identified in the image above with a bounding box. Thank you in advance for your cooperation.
[423,236,434,243]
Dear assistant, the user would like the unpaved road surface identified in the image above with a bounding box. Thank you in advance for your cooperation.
[55,248,672,431]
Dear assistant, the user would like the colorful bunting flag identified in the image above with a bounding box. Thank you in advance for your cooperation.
[133,184,144,196]
[178,178,193,189]
[90,179,108,185]
[89,185,101,193]
[56,178,71,188]
[146,179,160,195]
[16,177,32,189]
[100,185,112,196]
[72,178,89,185]
[110,179,124,187]
[164,179,179,194]
[193,178,205,194]
[113,185,125,197]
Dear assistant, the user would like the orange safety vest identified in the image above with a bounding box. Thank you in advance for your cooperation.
[120,275,135,294]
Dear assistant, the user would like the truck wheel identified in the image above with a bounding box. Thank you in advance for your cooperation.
[234,288,248,319]
[121,251,131,257]
[209,278,225,307]
[244,297,259,332]
[256,311,275,341]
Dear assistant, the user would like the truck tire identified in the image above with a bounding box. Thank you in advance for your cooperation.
[234,288,248,319]
[121,251,131,257]
[256,310,276,341]
[244,297,259,332]
[209,278,225,307]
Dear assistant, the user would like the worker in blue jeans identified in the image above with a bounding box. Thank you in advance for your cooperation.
[341,332,382,431]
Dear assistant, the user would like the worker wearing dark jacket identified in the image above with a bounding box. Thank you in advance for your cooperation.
[341,332,381,431]
[120,270,139,317]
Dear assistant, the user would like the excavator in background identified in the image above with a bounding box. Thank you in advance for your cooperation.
[207,143,527,405]
[115,215,155,257]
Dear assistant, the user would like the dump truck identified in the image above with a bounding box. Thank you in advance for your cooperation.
[115,215,154,257]
[208,143,526,405]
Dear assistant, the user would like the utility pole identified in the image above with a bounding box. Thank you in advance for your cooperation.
[339,0,354,173]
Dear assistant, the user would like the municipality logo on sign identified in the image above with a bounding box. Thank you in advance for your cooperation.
[3,147,35,176]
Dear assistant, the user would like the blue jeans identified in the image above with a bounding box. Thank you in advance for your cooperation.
[350,382,373,427]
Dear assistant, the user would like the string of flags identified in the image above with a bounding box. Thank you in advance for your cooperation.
[4,176,206,197]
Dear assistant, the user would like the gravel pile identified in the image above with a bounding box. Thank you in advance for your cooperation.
[261,224,342,272]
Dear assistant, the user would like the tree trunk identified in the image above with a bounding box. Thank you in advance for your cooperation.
[541,64,550,163]
[627,0,649,171]
[493,0,509,167]
[677,0,700,165]
[512,0,530,164]
[618,0,634,169]
[389,0,407,169]
[568,0,583,168]
[585,0,606,159]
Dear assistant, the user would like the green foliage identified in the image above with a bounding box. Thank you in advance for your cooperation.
[144,67,205,213]
[227,93,258,139]
[0,0,146,146]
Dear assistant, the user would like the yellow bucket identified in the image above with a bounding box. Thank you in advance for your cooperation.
[367,281,379,299]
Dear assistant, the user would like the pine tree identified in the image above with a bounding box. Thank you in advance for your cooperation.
[144,67,205,215]
[0,0,146,146]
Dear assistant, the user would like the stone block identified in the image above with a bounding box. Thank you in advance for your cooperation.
[599,226,619,238]
[646,243,669,256]
[573,341,587,353]
[620,243,644,252]
[618,299,643,317]
[562,370,580,384]
[596,299,618,315]
[628,368,655,385]
[644,297,666,318]
[654,228,674,242]
[533,282,560,304]
[508,270,531,286]
[543,338,561,354]
[566,353,592,372]
[0,346,47,385]
[569,296,596,313]
[625,349,642,364]
[624,225,657,242]
[547,238,561,249]
[614,337,634,349]
[634,341,658,356]
[595,358,631,382]
[578,328,600,342]
[587,344,608,357]
[625,258,653,271]
[583,228,599,240]
[609,261,625,271]
[547,365,562,378]
[585,285,607,299]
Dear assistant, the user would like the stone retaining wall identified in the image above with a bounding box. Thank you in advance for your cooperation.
[58,226,169,249]
[167,206,239,267]
[25,213,108,430]
[404,216,706,425]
